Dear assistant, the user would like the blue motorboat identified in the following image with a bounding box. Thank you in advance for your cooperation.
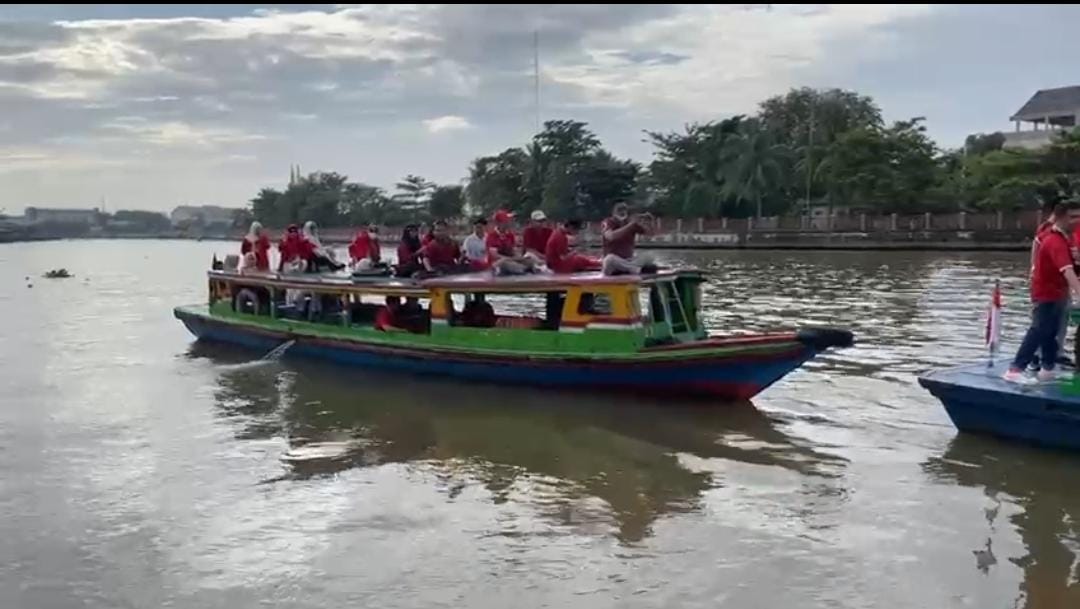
[919,363,1080,451]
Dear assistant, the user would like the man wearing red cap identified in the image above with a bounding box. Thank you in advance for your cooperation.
[486,209,536,275]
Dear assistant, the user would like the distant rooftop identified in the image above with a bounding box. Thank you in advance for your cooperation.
[1010,85,1080,122]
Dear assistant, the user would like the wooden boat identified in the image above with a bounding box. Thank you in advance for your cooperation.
[174,266,853,400]
[919,363,1080,451]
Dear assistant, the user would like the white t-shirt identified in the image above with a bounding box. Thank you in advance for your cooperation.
[462,233,487,263]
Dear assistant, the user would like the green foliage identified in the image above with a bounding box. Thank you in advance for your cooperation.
[465,120,637,221]
[428,185,464,221]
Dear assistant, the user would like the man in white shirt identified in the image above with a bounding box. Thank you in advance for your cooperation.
[462,216,490,271]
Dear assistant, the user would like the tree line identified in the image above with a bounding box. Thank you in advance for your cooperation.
[248,87,1080,228]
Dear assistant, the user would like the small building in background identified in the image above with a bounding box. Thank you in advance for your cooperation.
[24,207,102,225]
[169,205,237,229]
[1005,85,1080,150]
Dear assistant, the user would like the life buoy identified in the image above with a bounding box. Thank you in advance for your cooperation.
[234,288,262,315]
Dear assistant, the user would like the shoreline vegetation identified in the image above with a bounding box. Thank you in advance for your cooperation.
[246,87,1080,233]
[3,87,1076,251]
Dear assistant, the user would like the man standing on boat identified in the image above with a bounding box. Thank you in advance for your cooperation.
[546,219,601,274]
[1005,201,1080,383]
[600,201,656,275]
[486,209,536,275]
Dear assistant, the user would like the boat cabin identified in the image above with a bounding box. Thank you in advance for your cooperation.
[206,268,708,354]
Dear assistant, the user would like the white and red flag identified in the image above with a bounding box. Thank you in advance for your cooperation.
[985,280,1002,360]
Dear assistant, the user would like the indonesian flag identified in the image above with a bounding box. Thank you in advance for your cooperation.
[985,280,1002,354]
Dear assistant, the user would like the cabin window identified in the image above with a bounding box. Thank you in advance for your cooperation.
[639,285,666,322]
[577,292,613,316]
[449,291,565,330]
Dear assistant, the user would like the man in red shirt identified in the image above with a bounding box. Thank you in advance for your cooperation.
[600,201,656,275]
[522,210,553,260]
[486,209,536,275]
[419,220,463,275]
[546,219,600,274]
[1005,201,1080,383]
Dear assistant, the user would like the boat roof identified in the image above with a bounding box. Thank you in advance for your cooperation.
[208,267,702,294]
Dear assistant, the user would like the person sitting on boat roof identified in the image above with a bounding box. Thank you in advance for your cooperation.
[394,224,423,278]
[302,221,345,272]
[1004,200,1080,384]
[240,221,271,272]
[486,209,537,276]
[420,222,435,247]
[546,218,601,274]
[419,220,465,275]
[278,224,307,272]
[462,216,491,271]
[600,201,657,275]
[348,223,383,271]
[522,210,553,262]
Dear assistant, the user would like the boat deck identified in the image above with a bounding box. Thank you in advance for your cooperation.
[920,362,1080,404]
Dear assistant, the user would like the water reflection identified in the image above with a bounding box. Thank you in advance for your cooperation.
[191,342,846,542]
[924,435,1080,608]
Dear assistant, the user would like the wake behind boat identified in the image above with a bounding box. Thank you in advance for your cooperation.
[175,265,854,400]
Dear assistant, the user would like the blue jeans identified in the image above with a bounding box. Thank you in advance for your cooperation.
[1013,300,1067,371]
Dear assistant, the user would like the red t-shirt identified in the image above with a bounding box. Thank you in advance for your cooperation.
[421,238,460,267]
[601,217,646,258]
[485,229,516,263]
[545,228,574,272]
[397,242,419,265]
[278,235,309,265]
[522,225,553,253]
[241,235,271,270]
[1032,227,1074,302]
[348,232,381,262]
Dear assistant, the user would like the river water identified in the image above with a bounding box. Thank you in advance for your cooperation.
[1,239,1077,609]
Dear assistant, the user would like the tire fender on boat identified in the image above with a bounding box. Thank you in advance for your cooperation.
[234,288,262,315]
[796,327,855,351]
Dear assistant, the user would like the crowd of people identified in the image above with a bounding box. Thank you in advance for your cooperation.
[237,202,658,279]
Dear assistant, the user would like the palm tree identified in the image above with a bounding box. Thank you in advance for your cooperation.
[718,124,788,218]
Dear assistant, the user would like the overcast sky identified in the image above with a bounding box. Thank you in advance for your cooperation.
[1,4,1078,213]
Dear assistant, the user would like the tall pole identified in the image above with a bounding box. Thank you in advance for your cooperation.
[804,100,814,221]
[533,29,540,133]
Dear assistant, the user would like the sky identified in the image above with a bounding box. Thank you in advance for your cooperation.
[1,3,1078,213]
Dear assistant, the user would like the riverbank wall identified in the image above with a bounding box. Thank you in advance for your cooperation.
[1,211,1043,251]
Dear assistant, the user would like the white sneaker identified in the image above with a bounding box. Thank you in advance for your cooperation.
[1038,369,1072,382]
[1003,368,1037,385]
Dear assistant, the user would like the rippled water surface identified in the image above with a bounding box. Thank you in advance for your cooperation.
[2,240,1078,608]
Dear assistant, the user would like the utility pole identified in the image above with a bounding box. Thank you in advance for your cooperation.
[533,29,541,133]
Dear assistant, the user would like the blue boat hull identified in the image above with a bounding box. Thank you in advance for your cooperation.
[919,363,1080,451]
[176,307,821,400]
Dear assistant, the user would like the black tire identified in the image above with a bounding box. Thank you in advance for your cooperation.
[233,288,263,315]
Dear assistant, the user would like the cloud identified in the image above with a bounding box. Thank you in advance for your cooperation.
[100,117,268,148]
[1,4,1074,211]
[422,115,472,134]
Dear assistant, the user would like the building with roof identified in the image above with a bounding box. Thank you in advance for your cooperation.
[169,205,237,228]
[24,207,102,225]
[1005,85,1080,150]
